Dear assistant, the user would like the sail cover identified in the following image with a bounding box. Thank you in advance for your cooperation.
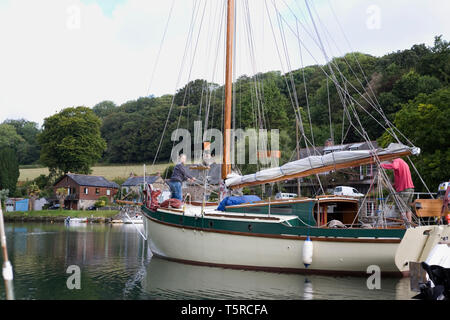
[225,143,420,188]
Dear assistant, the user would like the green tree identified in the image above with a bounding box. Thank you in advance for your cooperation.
[0,147,20,195]
[417,35,449,83]
[38,107,107,176]
[32,174,53,198]
[174,79,211,106]
[260,78,289,129]
[86,36,448,168]
[392,70,441,101]
[92,101,117,118]
[0,123,24,149]
[3,119,41,164]
[379,87,450,191]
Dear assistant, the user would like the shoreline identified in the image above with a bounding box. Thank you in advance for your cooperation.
[3,210,120,224]
[4,216,113,223]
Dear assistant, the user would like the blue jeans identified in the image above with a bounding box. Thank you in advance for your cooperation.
[168,181,182,200]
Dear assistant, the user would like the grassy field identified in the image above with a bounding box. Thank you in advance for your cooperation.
[19,163,171,182]
[4,210,119,218]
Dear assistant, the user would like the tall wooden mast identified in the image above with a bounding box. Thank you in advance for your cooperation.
[222,0,235,180]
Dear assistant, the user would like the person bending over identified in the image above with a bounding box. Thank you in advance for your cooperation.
[380,158,415,223]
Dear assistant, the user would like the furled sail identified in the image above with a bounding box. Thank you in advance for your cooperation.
[225,143,420,189]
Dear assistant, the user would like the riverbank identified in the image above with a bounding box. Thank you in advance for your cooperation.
[3,210,120,223]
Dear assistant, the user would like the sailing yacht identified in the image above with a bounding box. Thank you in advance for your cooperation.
[141,0,449,276]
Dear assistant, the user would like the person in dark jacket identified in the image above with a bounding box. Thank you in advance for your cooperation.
[169,154,195,201]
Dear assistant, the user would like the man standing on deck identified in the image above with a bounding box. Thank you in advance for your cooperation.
[169,154,195,201]
[380,158,415,223]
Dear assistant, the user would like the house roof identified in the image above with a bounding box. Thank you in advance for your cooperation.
[55,174,119,189]
[122,176,161,187]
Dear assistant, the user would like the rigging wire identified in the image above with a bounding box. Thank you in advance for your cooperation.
[268,0,421,223]
[152,0,202,169]
[267,0,325,193]
[326,77,334,143]
[147,0,431,218]
[272,1,407,146]
[280,0,401,139]
[145,0,176,97]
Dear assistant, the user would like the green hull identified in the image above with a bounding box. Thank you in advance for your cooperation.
[141,204,406,240]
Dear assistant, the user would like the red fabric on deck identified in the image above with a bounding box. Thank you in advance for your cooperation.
[160,198,182,209]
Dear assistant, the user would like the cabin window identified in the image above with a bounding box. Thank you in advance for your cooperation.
[95,188,100,195]
[106,189,111,196]
[84,188,88,195]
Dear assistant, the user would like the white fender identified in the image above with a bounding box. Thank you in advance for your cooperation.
[302,236,313,268]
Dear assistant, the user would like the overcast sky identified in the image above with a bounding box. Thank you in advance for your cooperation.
[0,0,448,126]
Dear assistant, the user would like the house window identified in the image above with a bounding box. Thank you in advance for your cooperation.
[106,189,111,196]
[84,188,88,195]
[95,188,100,195]
[367,164,374,177]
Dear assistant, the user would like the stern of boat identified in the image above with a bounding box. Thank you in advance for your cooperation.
[395,225,450,275]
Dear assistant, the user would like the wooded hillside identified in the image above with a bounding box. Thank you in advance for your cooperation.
[2,36,448,193]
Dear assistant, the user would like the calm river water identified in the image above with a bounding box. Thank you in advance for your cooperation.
[0,222,416,300]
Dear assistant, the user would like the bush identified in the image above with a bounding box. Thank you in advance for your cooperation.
[95,196,109,207]
[94,200,106,208]
[0,189,9,209]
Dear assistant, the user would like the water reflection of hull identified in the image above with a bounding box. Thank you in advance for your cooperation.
[123,217,143,224]
[141,256,414,300]
[65,218,88,225]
